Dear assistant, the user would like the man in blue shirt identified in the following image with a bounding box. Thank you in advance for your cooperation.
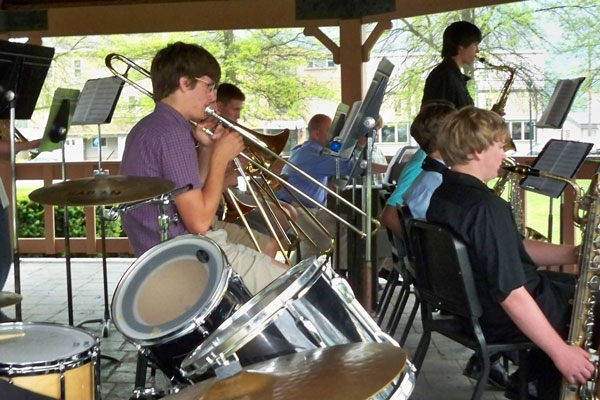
[277,114,386,262]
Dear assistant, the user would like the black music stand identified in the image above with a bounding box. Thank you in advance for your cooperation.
[71,76,124,338]
[325,57,395,307]
[520,140,592,198]
[38,88,80,326]
[0,40,54,322]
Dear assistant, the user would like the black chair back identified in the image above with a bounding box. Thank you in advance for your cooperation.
[407,219,482,319]
[383,146,419,187]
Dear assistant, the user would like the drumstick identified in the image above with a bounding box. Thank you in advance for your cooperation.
[0,333,25,341]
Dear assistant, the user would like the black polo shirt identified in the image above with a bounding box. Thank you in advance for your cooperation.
[426,170,577,340]
[421,57,474,109]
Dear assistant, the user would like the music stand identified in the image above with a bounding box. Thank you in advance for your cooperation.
[37,88,80,326]
[71,76,124,337]
[323,57,394,160]
[327,57,395,307]
[0,40,54,321]
[537,77,585,129]
[520,139,592,198]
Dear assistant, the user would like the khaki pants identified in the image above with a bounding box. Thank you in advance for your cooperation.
[212,217,272,253]
[205,229,286,295]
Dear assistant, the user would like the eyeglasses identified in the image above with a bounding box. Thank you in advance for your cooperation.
[195,77,217,92]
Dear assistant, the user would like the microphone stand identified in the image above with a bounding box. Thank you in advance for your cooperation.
[7,90,22,321]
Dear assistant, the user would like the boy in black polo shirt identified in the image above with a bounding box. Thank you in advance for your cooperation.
[427,106,594,399]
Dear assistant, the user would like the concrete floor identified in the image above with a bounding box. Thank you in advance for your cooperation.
[1,258,510,399]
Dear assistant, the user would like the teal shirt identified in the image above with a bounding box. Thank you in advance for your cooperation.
[386,149,426,207]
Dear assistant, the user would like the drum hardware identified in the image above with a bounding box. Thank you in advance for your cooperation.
[165,343,415,400]
[0,322,101,400]
[106,184,191,243]
[0,291,22,308]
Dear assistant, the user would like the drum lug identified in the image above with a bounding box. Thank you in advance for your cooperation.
[213,354,242,380]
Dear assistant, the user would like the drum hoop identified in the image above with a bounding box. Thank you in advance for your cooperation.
[0,322,99,375]
[180,255,327,374]
[112,234,231,344]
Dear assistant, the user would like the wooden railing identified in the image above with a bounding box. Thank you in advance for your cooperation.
[2,156,598,257]
[0,160,133,256]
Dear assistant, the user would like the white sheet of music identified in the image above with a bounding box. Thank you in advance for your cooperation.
[72,76,123,125]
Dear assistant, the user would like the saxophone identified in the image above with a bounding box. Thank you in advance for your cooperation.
[509,165,599,399]
[560,173,600,399]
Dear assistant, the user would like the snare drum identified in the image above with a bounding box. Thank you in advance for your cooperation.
[181,256,416,399]
[0,322,100,400]
[112,234,293,384]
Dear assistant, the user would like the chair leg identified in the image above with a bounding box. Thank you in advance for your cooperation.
[388,281,412,336]
[471,351,490,400]
[376,269,399,324]
[399,296,419,346]
[518,350,529,400]
[412,303,431,372]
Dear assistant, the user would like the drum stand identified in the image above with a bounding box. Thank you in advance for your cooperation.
[72,126,119,368]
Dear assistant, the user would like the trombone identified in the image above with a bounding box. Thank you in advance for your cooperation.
[205,107,381,238]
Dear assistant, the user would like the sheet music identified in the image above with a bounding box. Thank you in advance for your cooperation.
[521,140,592,198]
[537,77,585,129]
[72,76,124,125]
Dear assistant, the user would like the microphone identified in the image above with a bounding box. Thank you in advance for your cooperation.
[502,164,541,177]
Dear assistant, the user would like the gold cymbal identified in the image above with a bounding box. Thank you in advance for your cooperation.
[166,343,408,400]
[0,291,22,308]
[29,175,176,206]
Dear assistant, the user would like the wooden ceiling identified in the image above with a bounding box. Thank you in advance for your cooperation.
[0,0,523,37]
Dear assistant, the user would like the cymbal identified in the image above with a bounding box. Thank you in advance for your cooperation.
[29,175,176,206]
[0,291,22,308]
[166,343,408,400]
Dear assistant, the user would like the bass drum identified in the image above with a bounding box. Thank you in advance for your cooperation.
[112,234,295,384]
[181,256,416,399]
[0,322,100,400]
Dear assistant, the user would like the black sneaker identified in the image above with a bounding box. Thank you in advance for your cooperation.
[503,372,538,400]
[463,354,509,390]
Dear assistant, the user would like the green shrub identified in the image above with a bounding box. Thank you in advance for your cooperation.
[17,200,125,238]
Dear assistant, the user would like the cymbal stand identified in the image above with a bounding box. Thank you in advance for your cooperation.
[7,91,22,322]
[78,124,113,339]
[61,140,75,326]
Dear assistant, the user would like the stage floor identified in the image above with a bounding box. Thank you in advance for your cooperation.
[2,258,508,399]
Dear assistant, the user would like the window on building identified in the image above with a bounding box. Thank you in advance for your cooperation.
[511,121,522,141]
[381,125,395,143]
[397,123,408,143]
[73,59,81,77]
[307,58,336,70]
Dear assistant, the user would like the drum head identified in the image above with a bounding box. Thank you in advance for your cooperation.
[112,235,230,343]
[0,322,97,368]
[181,255,327,375]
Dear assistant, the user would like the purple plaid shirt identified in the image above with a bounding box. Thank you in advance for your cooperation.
[120,102,203,256]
